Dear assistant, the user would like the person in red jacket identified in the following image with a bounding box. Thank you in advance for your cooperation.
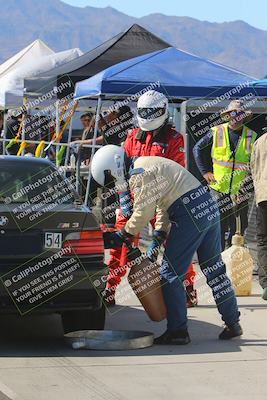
[104,90,197,307]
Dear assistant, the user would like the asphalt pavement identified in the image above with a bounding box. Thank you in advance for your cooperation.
[0,274,265,400]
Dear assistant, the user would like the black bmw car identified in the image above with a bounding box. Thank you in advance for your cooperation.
[0,156,107,333]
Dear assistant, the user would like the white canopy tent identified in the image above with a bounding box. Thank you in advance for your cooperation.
[0,39,54,80]
[0,45,83,108]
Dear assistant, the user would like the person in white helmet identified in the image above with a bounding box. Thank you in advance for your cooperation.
[91,145,242,345]
[105,90,197,308]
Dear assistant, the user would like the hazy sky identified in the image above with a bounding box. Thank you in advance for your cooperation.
[63,0,267,30]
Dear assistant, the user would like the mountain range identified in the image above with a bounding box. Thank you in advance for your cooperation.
[0,0,266,78]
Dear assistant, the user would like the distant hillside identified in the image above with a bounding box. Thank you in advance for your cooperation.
[0,0,266,77]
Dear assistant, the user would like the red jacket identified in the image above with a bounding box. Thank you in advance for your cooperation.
[124,124,185,166]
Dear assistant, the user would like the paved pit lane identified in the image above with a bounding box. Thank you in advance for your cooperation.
[0,276,265,400]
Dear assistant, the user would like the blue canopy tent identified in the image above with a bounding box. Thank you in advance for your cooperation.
[251,78,267,85]
[249,78,267,96]
[74,47,267,204]
[74,47,260,100]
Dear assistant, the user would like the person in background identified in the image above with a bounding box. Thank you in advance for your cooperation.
[193,100,256,250]
[5,111,25,155]
[5,110,38,156]
[71,113,101,161]
[251,127,267,300]
[68,113,106,205]
[69,108,133,213]
[103,106,134,145]
[98,107,134,225]
[104,90,197,308]
[80,112,92,130]
[71,106,134,148]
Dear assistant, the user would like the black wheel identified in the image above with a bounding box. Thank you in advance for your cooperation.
[62,305,106,333]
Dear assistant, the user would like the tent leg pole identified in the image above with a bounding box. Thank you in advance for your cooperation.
[76,150,81,193]
[21,97,29,156]
[55,100,60,167]
[180,100,189,169]
[64,110,74,173]
[2,110,7,155]
[84,96,102,207]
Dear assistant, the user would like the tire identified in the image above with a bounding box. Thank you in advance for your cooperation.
[62,305,106,333]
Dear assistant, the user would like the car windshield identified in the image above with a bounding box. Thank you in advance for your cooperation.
[0,163,77,204]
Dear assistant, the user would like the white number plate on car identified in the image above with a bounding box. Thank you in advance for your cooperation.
[44,232,63,249]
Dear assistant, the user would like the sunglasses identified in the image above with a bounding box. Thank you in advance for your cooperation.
[223,110,245,120]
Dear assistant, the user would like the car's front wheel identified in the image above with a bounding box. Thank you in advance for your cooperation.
[62,305,106,333]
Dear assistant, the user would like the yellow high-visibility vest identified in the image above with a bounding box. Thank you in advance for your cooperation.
[210,123,257,195]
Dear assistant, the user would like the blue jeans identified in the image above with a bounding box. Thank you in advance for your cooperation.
[161,185,240,331]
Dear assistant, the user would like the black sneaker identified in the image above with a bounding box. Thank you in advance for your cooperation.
[219,323,243,340]
[154,329,190,345]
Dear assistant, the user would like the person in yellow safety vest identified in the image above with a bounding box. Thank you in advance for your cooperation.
[193,100,257,250]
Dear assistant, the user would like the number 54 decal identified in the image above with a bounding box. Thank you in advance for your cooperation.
[44,232,62,249]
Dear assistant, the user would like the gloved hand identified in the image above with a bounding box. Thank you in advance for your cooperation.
[103,232,124,249]
[118,190,133,219]
[147,230,167,262]
[103,228,133,249]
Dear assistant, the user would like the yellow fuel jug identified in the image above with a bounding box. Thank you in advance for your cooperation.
[222,216,253,296]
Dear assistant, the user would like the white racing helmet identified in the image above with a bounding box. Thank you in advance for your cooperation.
[137,90,168,131]
[91,145,126,186]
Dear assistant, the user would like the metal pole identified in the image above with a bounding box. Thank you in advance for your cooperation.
[2,110,7,155]
[64,111,74,170]
[21,97,28,156]
[76,105,94,193]
[76,149,81,193]
[84,95,102,207]
[180,100,189,169]
[55,100,60,167]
